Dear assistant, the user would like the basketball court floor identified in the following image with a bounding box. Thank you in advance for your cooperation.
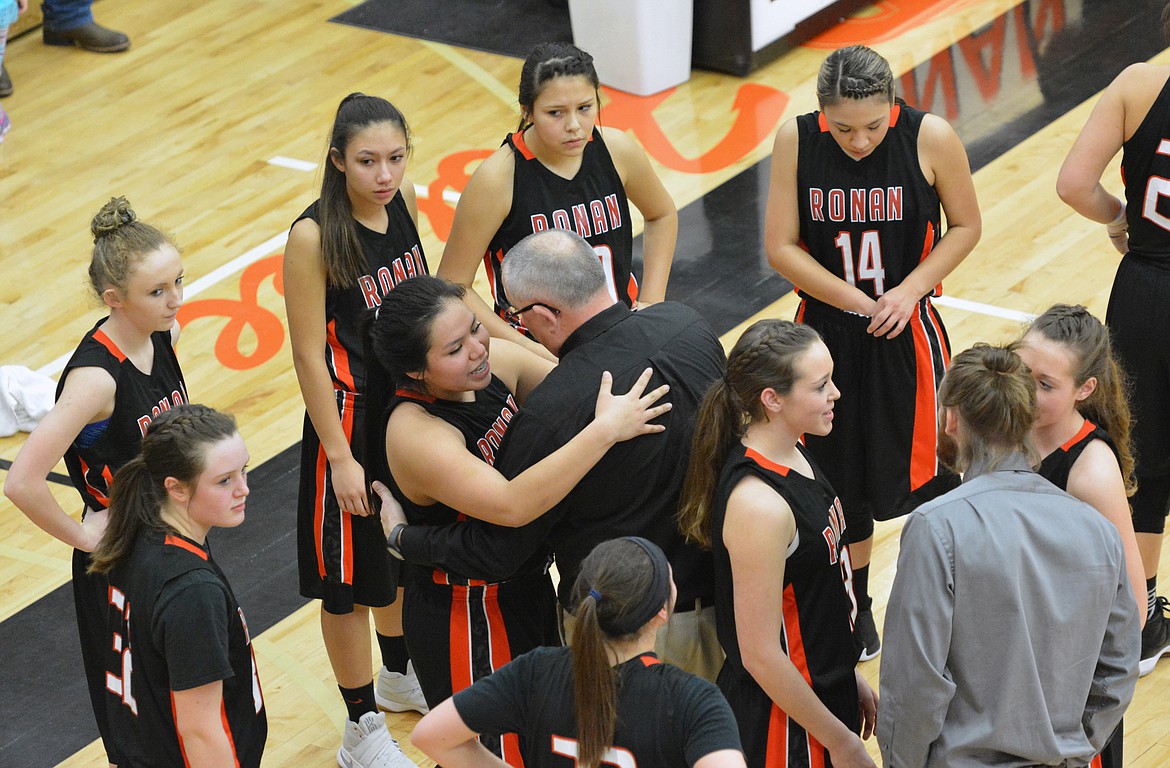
[0,0,1166,764]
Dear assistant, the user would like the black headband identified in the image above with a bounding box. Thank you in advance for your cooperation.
[594,536,672,636]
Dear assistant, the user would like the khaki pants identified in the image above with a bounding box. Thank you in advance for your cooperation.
[560,598,724,682]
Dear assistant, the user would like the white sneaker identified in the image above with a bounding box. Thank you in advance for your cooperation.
[337,711,419,768]
[375,661,430,715]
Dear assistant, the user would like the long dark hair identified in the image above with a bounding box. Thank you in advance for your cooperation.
[319,93,411,288]
[361,276,466,492]
[517,42,601,132]
[678,320,822,548]
[89,405,238,574]
[568,538,671,768]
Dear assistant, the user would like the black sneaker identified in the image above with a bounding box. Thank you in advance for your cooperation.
[856,607,881,661]
[1140,596,1170,677]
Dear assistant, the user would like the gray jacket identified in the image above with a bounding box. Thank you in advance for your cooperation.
[878,452,1140,767]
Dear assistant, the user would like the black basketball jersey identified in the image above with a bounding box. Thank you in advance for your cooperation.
[104,531,266,767]
[453,647,743,768]
[795,101,942,302]
[379,376,546,582]
[293,193,429,394]
[1038,419,1119,492]
[710,445,861,741]
[1122,74,1170,262]
[59,322,187,513]
[485,128,635,334]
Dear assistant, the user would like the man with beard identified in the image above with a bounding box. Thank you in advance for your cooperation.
[877,344,1140,768]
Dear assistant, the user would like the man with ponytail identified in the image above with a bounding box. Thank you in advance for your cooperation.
[879,345,1140,768]
[410,537,744,768]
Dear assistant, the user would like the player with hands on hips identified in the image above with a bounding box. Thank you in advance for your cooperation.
[5,195,187,768]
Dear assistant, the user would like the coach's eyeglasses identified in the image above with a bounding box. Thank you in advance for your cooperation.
[504,301,560,323]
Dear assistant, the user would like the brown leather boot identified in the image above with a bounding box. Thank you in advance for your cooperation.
[43,22,130,53]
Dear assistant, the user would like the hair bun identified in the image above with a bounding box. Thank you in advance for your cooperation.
[91,196,138,241]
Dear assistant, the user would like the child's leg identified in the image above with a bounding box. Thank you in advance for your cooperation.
[0,27,10,141]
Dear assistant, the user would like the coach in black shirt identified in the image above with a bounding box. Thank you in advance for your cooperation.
[395,228,726,679]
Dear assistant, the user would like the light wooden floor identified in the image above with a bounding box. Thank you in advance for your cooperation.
[0,0,1166,764]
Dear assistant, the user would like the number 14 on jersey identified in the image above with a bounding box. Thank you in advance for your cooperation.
[835,230,886,295]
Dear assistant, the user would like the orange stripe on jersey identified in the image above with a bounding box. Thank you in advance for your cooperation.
[1091,755,1102,768]
[1061,419,1097,452]
[395,387,435,403]
[220,699,242,767]
[449,584,474,693]
[889,103,902,127]
[93,328,128,362]
[512,130,538,160]
[338,395,356,584]
[926,302,950,367]
[908,309,939,491]
[165,534,209,561]
[626,273,639,304]
[795,299,807,324]
[484,248,502,307]
[746,447,791,477]
[764,702,789,768]
[639,654,662,666]
[918,221,943,296]
[817,112,829,132]
[313,437,330,579]
[326,318,356,393]
[79,456,111,508]
[782,583,813,686]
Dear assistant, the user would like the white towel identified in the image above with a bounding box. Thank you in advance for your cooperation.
[0,365,57,436]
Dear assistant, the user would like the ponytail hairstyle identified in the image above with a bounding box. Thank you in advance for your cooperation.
[569,537,672,768]
[1021,304,1136,495]
[88,196,178,301]
[937,344,1038,474]
[816,45,895,108]
[517,42,601,132]
[320,93,412,288]
[361,276,467,491]
[89,405,239,574]
[678,320,822,548]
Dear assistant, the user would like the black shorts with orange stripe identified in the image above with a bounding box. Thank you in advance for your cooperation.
[718,660,858,768]
[296,390,396,614]
[796,297,959,536]
[402,562,559,762]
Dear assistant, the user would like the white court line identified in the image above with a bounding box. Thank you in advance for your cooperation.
[267,156,318,172]
[264,154,462,206]
[36,232,290,379]
[933,295,1034,323]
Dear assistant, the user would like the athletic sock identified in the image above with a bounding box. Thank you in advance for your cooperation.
[339,682,378,722]
[854,565,872,613]
[377,632,409,675]
[1149,576,1159,619]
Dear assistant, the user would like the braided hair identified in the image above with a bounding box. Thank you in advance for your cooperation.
[517,42,601,132]
[816,45,895,107]
[678,320,822,548]
[89,405,239,574]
